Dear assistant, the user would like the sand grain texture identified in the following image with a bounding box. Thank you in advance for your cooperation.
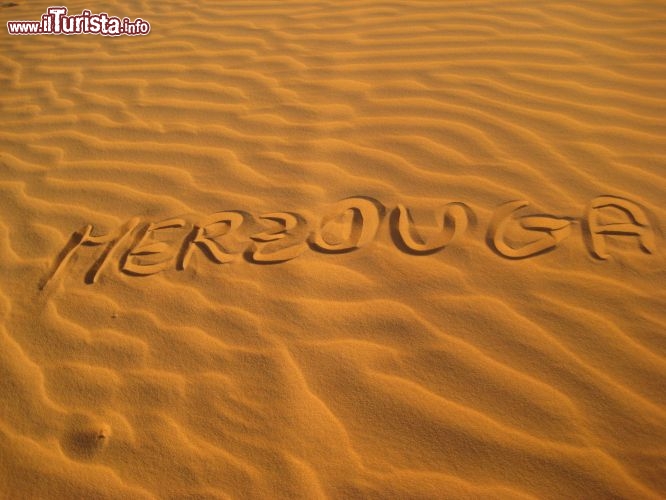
[1,0,665,498]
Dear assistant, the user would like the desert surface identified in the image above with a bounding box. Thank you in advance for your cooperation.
[1,1,665,498]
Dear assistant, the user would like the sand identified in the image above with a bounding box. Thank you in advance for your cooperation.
[1,0,665,498]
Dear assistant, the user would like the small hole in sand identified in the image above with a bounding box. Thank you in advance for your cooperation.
[61,417,111,461]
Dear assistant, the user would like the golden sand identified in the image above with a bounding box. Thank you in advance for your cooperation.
[1,1,665,498]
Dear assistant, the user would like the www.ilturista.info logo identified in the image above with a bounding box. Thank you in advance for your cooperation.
[7,6,150,36]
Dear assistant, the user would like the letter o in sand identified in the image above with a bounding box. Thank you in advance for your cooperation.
[310,197,384,253]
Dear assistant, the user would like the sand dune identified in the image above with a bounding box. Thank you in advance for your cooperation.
[1,0,665,498]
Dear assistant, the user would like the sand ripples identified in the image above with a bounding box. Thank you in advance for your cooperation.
[1,0,665,498]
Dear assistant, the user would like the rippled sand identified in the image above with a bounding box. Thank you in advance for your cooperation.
[1,1,665,498]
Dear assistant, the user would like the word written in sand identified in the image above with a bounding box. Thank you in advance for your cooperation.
[42,195,657,287]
